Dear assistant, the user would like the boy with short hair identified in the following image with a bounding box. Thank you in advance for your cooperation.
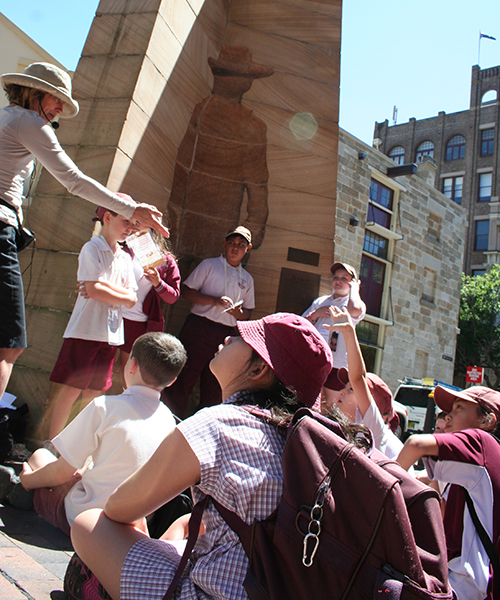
[44,202,138,440]
[303,262,366,394]
[398,386,500,600]
[163,226,255,418]
[0,332,186,536]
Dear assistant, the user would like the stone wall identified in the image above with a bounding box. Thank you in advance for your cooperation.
[10,0,341,439]
[335,129,467,392]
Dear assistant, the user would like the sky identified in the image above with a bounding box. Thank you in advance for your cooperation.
[2,1,500,145]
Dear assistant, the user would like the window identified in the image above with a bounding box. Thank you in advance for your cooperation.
[368,179,393,228]
[445,135,465,161]
[443,176,463,204]
[357,320,380,346]
[478,172,492,202]
[360,254,386,317]
[388,146,405,165]
[363,230,389,260]
[475,220,489,251]
[482,90,497,104]
[472,269,486,277]
[415,141,434,162]
[481,129,494,156]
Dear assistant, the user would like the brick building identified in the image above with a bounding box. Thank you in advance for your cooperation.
[374,64,500,275]
[334,129,467,391]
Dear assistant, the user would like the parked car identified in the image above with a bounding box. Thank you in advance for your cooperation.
[393,377,462,440]
[392,399,408,439]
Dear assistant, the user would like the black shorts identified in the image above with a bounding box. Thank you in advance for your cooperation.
[0,221,26,348]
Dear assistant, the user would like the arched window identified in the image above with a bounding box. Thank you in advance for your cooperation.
[445,135,465,161]
[388,146,405,165]
[482,90,497,104]
[415,141,434,162]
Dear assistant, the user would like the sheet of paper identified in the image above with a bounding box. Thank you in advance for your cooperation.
[222,299,244,313]
[126,231,164,269]
[0,392,17,409]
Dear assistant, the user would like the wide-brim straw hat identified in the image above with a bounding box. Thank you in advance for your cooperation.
[208,45,274,79]
[1,62,79,118]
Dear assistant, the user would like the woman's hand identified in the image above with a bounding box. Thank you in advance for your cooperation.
[144,267,161,288]
[132,204,170,238]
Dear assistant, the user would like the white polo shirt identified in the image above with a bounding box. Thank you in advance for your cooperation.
[184,255,255,327]
[63,235,136,345]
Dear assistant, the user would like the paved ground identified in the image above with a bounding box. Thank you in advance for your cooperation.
[0,462,72,600]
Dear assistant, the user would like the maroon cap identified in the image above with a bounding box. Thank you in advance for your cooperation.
[337,367,397,429]
[330,262,358,280]
[93,193,134,222]
[434,385,500,420]
[237,313,333,408]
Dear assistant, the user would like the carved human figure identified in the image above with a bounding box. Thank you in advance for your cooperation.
[168,45,274,266]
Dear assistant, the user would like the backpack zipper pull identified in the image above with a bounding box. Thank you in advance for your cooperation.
[302,477,331,567]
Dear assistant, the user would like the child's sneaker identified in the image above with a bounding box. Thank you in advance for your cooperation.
[0,465,34,510]
[0,465,16,501]
[8,481,34,510]
[7,443,32,462]
[64,553,112,600]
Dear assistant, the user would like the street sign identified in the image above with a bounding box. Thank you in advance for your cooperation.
[466,366,484,384]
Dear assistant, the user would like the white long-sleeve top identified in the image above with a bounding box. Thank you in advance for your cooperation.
[0,104,136,226]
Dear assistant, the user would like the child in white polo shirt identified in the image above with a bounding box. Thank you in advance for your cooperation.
[43,200,137,439]
[0,332,186,535]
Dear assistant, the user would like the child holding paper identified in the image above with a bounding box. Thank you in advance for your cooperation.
[118,224,181,371]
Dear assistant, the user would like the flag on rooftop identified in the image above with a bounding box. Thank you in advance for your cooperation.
[480,32,496,40]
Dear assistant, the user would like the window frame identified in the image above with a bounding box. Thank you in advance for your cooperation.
[474,220,489,251]
[480,129,494,156]
[445,135,465,161]
[478,172,492,202]
[415,141,434,162]
[388,146,405,165]
[442,176,463,204]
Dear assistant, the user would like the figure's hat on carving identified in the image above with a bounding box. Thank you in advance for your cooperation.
[209,46,274,79]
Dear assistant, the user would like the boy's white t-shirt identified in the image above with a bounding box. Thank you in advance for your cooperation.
[63,235,136,345]
[53,385,176,526]
[302,293,366,369]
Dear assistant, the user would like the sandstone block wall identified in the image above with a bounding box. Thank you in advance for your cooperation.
[335,129,467,392]
[10,0,342,439]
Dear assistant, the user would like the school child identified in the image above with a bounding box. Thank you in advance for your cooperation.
[67,314,370,600]
[397,385,500,600]
[118,227,181,372]
[303,262,366,393]
[322,305,403,460]
[43,202,138,439]
[0,332,186,536]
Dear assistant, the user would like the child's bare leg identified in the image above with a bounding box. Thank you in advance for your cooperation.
[28,448,58,470]
[120,350,130,374]
[48,385,82,439]
[72,509,148,600]
[79,389,101,413]
[0,348,24,400]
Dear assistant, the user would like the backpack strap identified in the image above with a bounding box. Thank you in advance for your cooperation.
[162,496,208,600]
[462,487,500,596]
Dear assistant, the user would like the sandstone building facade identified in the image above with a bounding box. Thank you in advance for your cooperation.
[335,129,467,392]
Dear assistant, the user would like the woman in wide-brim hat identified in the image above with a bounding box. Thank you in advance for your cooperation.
[0,62,168,401]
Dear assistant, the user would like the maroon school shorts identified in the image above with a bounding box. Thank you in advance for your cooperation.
[50,338,117,391]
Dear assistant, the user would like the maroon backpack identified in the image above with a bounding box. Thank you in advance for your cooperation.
[164,407,453,600]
